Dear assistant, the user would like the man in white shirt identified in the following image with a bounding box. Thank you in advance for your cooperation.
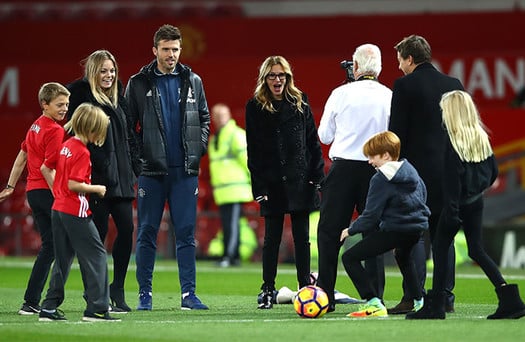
[317,43,392,312]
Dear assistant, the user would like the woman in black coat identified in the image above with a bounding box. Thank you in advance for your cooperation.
[67,50,135,312]
[245,56,324,309]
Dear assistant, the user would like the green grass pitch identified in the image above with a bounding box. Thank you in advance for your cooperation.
[1,256,524,341]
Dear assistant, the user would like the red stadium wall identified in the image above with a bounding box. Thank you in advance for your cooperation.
[1,11,525,169]
[1,11,525,257]
[1,12,525,166]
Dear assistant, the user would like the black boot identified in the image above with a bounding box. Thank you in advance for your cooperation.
[406,290,445,319]
[487,284,525,319]
[110,284,132,312]
[257,284,274,310]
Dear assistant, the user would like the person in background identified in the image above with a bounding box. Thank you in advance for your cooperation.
[67,49,135,312]
[125,24,210,310]
[388,34,463,314]
[317,43,391,312]
[0,82,69,315]
[39,103,120,322]
[245,55,325,310]
[340,131,429,318]
[407,90,525,320]
[208,103,253,268]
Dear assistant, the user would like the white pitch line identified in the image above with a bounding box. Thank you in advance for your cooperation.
[0,313,495,327]
[1,260,524,280]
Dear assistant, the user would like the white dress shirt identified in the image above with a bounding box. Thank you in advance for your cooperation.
[318,79,392,161]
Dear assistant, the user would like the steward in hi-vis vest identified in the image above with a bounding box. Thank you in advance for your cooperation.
[209,103,253,267]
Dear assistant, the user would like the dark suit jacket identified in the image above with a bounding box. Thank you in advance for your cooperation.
[389,62,464,210]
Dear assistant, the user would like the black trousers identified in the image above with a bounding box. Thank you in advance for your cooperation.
[433,197,505,292]
[317,160,385,305]
[404,179,455,305]
[218,203,242,261]
[262,210,310,289]
[342,230,422,301]
[90,196,134,290]
[24,189,55,306]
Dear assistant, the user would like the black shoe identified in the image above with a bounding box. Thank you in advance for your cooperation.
[406,290,446,320]
[109,304,129,314]
[327,302,336,313]
[487,284,525,319]
[82,310,121,322]
[18,303,41,315]
[39,309,67,321]
[387,299,414,314]
[257,285,274,310]
[110,285,132,312]
[445,293,455,313]
[257,289,278,304]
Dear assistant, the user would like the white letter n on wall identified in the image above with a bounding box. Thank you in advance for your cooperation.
[0,67,20,106]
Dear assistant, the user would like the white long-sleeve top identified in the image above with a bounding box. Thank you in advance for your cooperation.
[318,79,392,161]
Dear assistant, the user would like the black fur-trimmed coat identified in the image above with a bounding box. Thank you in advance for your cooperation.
[245,94,324,216]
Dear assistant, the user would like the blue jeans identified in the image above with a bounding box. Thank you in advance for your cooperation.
[135,167,198,294]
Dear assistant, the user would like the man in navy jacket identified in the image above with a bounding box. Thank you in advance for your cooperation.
[125,24,210,311]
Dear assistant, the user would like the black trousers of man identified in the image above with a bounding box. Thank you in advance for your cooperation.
[317,160,385,308]
[402,179,456,309]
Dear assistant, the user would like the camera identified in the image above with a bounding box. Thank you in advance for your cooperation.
[340,60,353,70]
[340,60,355,83]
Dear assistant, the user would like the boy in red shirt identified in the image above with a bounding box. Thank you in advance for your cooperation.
[39,103,119,322]
[0,82,69,315]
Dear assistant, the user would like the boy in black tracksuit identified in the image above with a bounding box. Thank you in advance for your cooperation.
[340,131,430,318]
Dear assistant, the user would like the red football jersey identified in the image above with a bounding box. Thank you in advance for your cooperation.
[21,115,66,191]
[52,137,92,217]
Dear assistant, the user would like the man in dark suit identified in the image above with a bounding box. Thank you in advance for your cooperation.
[387,34,463,314]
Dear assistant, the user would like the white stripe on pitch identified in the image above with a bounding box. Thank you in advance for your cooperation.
[0,260,523,280]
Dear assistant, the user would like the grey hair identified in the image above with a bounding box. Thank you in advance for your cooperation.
[353,44,382,77]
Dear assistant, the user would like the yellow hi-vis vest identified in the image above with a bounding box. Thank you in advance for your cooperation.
[208,119,253,205]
